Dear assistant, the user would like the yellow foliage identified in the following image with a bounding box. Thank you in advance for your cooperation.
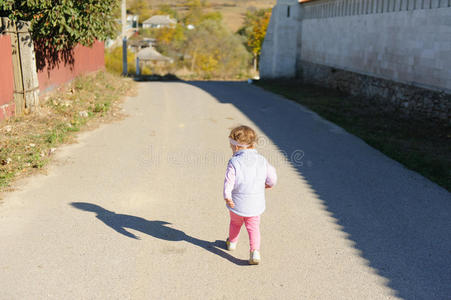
[155,27,176,46]
[105,47,137,75]
[196,53,218,73]
[248,10,271,57]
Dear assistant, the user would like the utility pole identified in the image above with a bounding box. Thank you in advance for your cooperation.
[121,0,127,76]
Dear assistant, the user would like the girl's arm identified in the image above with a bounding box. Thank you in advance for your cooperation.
[265,161,277,188]
[223,161,236,208]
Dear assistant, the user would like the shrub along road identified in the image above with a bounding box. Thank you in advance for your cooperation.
[0,81,449,299]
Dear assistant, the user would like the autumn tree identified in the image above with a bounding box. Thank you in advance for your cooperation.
[238,8,272,70]
[153,24,186,58]
[185,18,250,78]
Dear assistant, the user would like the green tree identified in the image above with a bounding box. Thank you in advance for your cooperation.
[0,0,119,50]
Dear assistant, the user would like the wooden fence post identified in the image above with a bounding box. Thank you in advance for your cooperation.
[1,17,39,115]
[1,17,24,115]
[16,21,39,112]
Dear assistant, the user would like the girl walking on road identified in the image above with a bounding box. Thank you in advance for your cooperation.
[223,125,277,265]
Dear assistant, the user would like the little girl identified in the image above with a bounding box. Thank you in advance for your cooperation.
[223,125,277,265]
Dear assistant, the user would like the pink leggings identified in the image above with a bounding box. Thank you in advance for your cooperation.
[228,211,261,251]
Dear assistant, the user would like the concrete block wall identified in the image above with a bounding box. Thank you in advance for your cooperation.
[300,0,451,92]
[261,0,451,121]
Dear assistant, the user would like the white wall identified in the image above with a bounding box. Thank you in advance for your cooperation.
[260,0,300,78]
[262,0,451,92]
[300,0,451,91]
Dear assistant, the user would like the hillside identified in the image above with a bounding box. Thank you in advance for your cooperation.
[143,0,276,32]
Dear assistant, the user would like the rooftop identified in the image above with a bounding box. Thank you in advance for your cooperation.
[142,15,176,25]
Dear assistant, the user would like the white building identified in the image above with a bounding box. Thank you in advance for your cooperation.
[142,15,176,29]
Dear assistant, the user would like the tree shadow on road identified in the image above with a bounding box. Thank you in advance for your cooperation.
[70,202,249,266]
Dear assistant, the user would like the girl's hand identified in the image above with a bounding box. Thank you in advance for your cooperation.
[225,198,235,208]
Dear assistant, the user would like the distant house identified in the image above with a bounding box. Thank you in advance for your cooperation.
[142,15,176,29]
[127,15,139,29]
[117,14,138,30]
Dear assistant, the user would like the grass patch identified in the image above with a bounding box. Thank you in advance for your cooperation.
[0,71,134,193]
[255,79,451,191]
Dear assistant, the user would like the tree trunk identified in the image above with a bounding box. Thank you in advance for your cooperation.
[191,52,197,72]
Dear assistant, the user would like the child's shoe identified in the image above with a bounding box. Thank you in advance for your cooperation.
[249,250,261,265]
[226,238,237,251]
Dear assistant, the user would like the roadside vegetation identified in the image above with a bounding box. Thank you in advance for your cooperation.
[106,0,272,80]
[0,0,118,51]
[0,72,134,194]
[255,80,451,191]
[1,1,131,194]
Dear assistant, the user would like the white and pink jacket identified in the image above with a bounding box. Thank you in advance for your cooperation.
[223,149,277,217]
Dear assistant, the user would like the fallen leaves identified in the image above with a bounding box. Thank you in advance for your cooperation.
[0,71,134,192]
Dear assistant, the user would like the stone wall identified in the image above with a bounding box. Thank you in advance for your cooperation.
[300,60,451,120]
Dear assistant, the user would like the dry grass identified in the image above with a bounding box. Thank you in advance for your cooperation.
[0,71,135,195]
[207,1,275,32]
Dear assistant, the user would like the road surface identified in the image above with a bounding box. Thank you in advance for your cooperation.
[0,81,450,299]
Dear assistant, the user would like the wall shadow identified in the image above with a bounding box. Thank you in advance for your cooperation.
[132,73,181,82]
[70,202,249,266]
[34,40,75,73]
[184,80,451,300]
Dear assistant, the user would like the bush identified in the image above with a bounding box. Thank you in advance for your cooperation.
[105,47,137,75]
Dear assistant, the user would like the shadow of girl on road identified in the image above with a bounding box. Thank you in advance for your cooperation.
[70,202,249,266]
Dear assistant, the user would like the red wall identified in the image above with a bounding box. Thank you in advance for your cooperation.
[0,34,15,120]
[37,41,105,92]
[0,38,104,121]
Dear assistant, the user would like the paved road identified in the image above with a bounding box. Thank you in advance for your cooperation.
[0,81,450,299]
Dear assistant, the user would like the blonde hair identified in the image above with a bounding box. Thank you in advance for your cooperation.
[229,125,257,148]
